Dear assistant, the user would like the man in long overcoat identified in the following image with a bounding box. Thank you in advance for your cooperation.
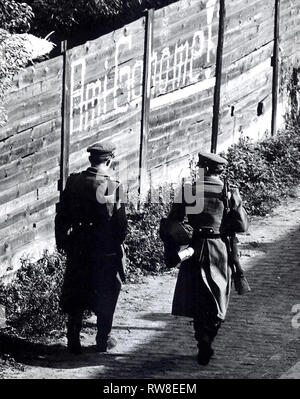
[168,151,248,365]
[55,142,127,354]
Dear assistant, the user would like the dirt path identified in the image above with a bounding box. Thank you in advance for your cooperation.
[1,190,300,379]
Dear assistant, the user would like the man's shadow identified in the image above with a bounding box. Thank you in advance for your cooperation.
[0,311,193,373]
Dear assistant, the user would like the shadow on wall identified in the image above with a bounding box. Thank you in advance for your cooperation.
[0,227,300,378]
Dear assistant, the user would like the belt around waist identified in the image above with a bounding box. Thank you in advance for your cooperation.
[197,233,222,239]
[71,222,96,229]
[194,227,223,239]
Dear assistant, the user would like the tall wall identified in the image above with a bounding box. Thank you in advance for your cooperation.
[67,18,146,188]
[148,0,219,183]
[219,0,275,150]
[278,0,300,118]
[0,57,63,278]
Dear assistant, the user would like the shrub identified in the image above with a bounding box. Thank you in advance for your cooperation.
[0,251,66,338]
[17,0,177,46]
[222,120,300,216]
[0,1,53,126]
[0,0,33,33]
[125,185,174,279]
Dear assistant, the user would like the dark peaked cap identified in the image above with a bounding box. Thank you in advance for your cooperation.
[87,141,116,159]
[197,151,227,166]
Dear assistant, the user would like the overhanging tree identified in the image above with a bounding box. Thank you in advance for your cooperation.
[0,0,53,126]
[14,0,176,45]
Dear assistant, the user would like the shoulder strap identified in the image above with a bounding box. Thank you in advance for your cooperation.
[222,177,231,214]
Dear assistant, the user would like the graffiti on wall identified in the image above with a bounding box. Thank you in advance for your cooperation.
[70,0,217,134]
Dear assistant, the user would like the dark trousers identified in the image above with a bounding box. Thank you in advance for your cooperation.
[67,309,115,345]
[193,315,222,348]
[192,270,222,348]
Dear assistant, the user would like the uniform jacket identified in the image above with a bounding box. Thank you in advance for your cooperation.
[169,175,248,320]
[55,167,128,314]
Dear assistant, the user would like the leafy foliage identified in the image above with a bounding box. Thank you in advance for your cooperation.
[0,1,53,126]
[0,0,33,33]
[0,251,66,337]
[222,120,300,216]
[15,0,176,45]
[0,30,32,125]
[0,1,34,124]
[124,185,175,280]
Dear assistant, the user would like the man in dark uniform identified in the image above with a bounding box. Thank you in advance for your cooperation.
[168,151,248,365]
[55,142,127,354]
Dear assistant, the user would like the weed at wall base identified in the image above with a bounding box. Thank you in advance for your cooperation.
[0,251,66,338]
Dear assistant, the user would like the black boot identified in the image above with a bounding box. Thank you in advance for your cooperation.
[67,313,83,355]
[197,338,214,366]
[67,330,82,354]
[95,335,118,353]
[194,316,222,366]
[95,312,117,352]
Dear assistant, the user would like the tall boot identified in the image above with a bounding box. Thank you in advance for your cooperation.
[194,316,222,366]
[67,312,83,355]
[206,317,222,342]
[95,311,117,352]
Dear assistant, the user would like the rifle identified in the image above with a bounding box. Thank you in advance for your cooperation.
[223,178,251,295]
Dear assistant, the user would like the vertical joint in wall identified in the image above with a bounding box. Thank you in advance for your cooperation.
[271,0,281,136]
[211,0,226,154]
[60,40,71,197]
[138,9,154,202]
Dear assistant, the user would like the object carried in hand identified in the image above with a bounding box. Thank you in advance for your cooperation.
[223,178,251,295]
[159,218,194,268]
[228,236,251,295]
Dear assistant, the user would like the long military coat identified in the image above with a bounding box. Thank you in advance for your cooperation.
[55,167,128,315]
[169,175,248,321]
